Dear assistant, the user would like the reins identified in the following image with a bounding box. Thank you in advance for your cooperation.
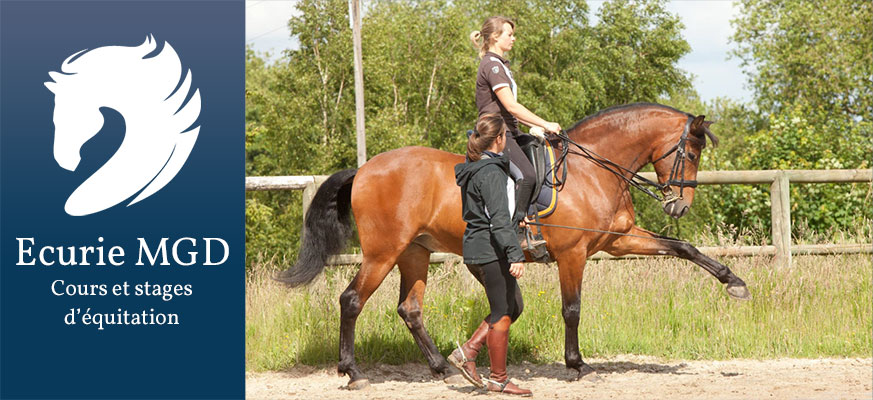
[547,115,698,207]
[528,115,700,244]
[526,221,688,244]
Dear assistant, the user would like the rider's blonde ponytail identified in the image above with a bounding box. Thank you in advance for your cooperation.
[470,16,514,59]
[469,31,484,58]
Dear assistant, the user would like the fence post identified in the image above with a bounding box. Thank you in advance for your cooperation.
[302,176,329,226]
[770,172,792,267]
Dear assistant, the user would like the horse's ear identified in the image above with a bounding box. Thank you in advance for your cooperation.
[701,120,719,147]
[45,71,65,94]
[48,71,65,83]
[689,116,719,147]
[690,115,706,131]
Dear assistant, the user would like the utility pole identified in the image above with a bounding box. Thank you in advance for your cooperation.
[351,0,366,167]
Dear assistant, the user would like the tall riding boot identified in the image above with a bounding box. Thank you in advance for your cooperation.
[486,316,532,396]
[448,319,489,387]
[514,176,536,224]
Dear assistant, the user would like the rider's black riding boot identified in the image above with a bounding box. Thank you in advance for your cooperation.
[513,176,536,225]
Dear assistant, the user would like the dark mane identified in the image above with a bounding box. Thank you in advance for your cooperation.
[564,102,718,147]
[565,102,694,133]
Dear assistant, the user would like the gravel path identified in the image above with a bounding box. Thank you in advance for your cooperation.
[246,355,872,399]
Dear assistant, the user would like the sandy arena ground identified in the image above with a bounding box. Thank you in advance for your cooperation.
[246,355,872,399]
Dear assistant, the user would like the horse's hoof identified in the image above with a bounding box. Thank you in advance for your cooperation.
[726,284,752,301]
[568,363,597,381]
[347,379,370,390]
[443,373,469,385]
[579,363,597,379]
[581,372,602,382]
[430,364,452,379]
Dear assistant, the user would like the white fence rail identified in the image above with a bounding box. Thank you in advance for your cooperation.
[246,169,872,266]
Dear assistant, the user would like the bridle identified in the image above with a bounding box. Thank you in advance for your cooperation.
[548,115,701,207]
[650,116,700,205]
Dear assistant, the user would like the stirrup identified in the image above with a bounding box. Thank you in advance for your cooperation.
[519,227,547,263]
[522,225,546,249]
[526,227,546,249]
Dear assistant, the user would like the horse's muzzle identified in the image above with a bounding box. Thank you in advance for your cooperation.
[663,198,691,219]
[54,144,81,171]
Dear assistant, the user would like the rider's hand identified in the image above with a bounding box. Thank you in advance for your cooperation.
[509,262,525,278]
[529,126,546,139]
[543,122,562,134]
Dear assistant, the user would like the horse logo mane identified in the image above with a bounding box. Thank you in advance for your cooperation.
[45,35,200,216]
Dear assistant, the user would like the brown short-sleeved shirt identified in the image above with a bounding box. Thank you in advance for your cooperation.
[476,51,519,136]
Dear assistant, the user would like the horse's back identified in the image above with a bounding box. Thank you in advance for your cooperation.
[364,146,463,171]
[354,146,462,189]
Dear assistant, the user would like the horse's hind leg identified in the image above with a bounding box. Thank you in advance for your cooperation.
[338,252,398,389]
[603,226,751,300]
[396,244,452,378]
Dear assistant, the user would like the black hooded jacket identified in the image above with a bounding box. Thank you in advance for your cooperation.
[454,153,524,264]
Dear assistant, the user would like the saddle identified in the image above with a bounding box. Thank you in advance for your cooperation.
[514,134,561,219]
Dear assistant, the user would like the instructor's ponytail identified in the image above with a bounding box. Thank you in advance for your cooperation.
[466,113,506,162]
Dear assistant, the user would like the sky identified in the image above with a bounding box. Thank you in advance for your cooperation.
[245,0,752,103]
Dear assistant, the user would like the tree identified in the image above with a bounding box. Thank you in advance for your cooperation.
[590,0,691,105]
[729,0,872,236]
[731,0,873,121]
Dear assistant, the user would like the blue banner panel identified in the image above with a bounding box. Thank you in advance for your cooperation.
[1,1,244,398]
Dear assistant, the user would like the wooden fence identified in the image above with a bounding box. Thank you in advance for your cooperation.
[245,169,872,266]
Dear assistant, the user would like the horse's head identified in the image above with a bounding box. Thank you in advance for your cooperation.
[651,114,717,219]
[44,35,181,172]
[44,51,106,171]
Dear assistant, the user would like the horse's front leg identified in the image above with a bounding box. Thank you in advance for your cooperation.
[555,248,598,380]
[603,226,752,300]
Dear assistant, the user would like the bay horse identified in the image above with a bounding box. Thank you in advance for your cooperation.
[278,103,752,388]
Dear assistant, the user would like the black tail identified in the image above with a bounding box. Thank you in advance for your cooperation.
[276,168,357,287]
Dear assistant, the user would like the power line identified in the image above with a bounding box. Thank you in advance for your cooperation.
[246,24,289,43]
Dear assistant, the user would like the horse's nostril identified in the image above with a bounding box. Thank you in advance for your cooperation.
[665,202,690,219]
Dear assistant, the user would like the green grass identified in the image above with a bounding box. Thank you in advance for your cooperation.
[246,253,872,371]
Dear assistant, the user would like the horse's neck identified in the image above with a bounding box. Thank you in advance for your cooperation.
[118,112,158,142]
[86,109,175,185]
[571,117,664,174]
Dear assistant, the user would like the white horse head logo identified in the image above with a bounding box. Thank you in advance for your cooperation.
[44,35,200,216]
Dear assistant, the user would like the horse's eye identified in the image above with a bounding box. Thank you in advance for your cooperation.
[688,153,698,161]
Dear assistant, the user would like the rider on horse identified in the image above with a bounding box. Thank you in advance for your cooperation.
[470,16,562,252]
